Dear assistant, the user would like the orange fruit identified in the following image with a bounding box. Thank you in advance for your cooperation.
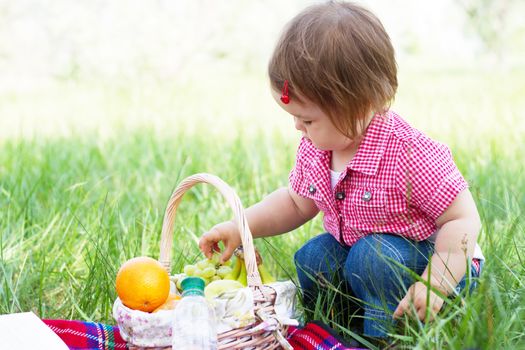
[116,256,170,312]
[152,293,181,313]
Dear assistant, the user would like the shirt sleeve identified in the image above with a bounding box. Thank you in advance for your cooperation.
[289,137,314,198]
[396,134,468,221]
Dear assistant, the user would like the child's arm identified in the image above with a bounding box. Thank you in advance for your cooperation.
[393,189,481,321]
[199,186,319,263]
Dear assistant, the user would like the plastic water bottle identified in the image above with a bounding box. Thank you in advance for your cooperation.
[171,276,218,350]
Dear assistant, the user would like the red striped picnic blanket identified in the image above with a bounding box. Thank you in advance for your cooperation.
[43,319,365,350]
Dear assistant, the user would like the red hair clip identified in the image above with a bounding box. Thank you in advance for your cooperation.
[280,80,290,104]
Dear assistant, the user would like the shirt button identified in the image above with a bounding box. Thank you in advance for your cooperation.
[362,191,372,201]
[335,192,345,200]
[308,184,316,194]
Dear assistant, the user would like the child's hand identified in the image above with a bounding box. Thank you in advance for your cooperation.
[199,221,242,264]
[393,281,445,322]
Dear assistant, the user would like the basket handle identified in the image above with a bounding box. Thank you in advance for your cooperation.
[159,173,263,288]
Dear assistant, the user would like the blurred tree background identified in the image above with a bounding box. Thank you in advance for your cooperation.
[457,0,522,64]
[1,0,524,140]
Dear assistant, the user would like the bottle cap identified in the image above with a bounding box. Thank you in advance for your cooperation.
[181,276,205,296]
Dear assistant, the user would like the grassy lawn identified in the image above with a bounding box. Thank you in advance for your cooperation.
[1,66,524,348]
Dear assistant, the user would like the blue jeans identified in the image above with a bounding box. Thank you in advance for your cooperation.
[294,233,482,338]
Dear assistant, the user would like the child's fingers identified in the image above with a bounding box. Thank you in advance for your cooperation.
[416,305,426,321]
[199,229,220,259]
[393,297,408,319]
[220,244,236,264]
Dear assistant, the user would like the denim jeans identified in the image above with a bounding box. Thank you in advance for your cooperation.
[294,233,482,338]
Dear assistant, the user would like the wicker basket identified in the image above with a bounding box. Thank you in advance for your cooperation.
[121,173,294,350]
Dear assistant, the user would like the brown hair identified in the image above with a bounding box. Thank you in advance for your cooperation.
[268,1,397,138]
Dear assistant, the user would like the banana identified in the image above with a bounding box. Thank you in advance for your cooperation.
[236,260,247,287]
[224,256,241,280]
[258,264,276,284]
[253,248,276,284]
[175,274,187,292]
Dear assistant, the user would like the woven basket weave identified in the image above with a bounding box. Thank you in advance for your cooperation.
[127,173,293,350]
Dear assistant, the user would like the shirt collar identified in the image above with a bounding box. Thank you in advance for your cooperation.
[305,112,393,178]
[348,112,392,176]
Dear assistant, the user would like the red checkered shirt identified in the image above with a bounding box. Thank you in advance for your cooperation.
[289,110,468,246]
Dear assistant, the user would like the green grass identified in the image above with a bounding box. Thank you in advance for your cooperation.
[0,66,524,349]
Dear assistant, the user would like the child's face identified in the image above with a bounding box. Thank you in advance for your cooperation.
[272,90,362,152]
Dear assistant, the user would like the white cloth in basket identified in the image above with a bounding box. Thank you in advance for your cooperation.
[267,281,298,326]
[210,287,256,334]
[113,298,173,348]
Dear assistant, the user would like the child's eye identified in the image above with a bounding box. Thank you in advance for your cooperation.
[303,121,313,125]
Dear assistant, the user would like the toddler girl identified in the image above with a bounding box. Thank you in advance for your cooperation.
[199,1,484,341]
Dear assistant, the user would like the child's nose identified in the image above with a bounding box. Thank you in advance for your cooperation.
[294,117,305,132]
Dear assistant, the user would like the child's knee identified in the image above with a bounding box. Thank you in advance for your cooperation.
[345,234,413,295]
